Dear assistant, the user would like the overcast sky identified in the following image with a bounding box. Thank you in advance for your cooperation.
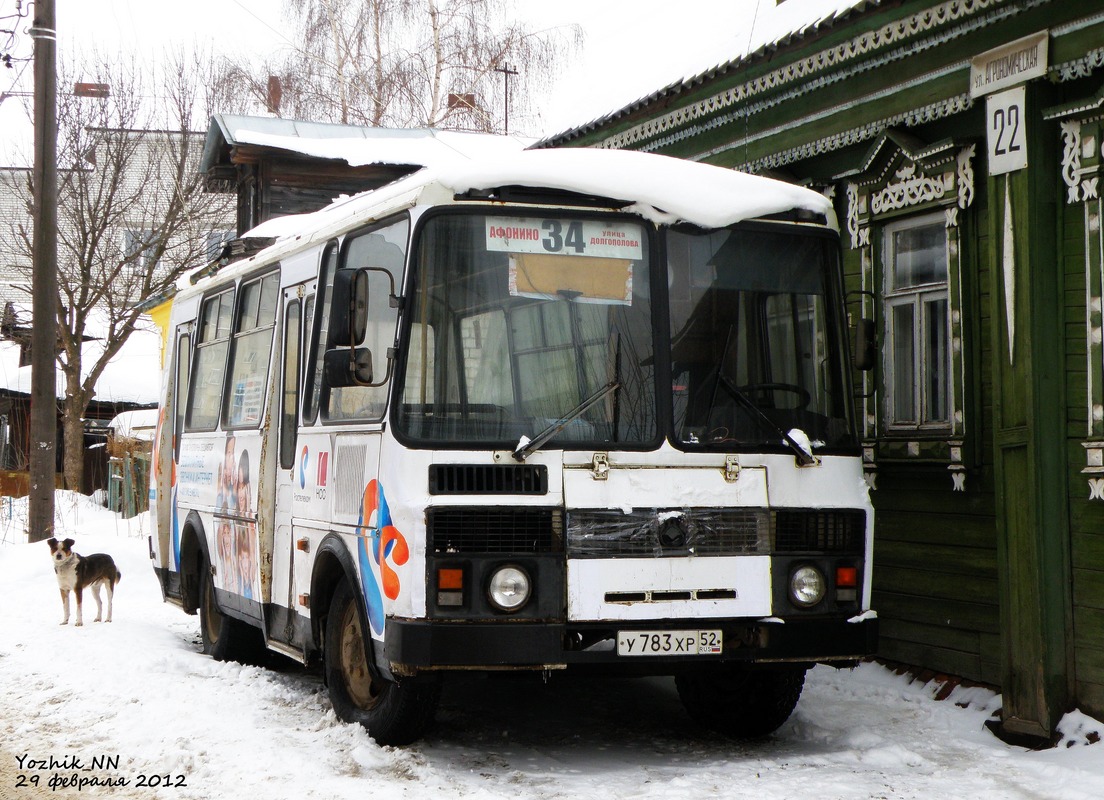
[0,0,858,163]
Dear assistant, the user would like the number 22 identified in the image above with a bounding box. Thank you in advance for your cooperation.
[993,105,1022,156]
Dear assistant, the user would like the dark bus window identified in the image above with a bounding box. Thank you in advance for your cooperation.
[304,245,339,424]
[280,300,302,469]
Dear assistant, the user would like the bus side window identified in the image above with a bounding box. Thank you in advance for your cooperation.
[279,300,301,469]
[325,217,408,422]
[187,288,235,431]
[173,333,191,462]
[305,245,339,424]
[224,271,281,429]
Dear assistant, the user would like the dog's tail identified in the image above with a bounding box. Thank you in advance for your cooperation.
[116,568,122,583]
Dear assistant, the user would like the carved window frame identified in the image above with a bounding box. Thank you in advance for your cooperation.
[1051,97,1104,499]
[844,135,975,490]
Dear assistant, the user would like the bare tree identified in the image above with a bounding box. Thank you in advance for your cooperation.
[6,52,236,490]
[222,0,580,133]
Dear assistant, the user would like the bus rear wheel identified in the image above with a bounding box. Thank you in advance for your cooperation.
[676,665,807,738]
[324,580,440,746]
[199,561,263,664]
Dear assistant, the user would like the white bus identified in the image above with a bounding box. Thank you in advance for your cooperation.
[150,147,876,745]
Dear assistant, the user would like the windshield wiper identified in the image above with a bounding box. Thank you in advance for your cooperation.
[717,375,819,467]
[513,381,620,462]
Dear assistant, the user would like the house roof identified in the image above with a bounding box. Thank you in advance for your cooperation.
[200,114,534,174]
[536,0,877,147]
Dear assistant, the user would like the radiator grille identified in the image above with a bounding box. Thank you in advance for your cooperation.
[428,464,548,495]
[567,509,769,558]
[428,507,563,554]
[773,509,866,553]
[565,507,867,558]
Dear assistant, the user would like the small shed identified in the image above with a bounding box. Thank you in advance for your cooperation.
[0,310,160,497]
[106,408,157,518]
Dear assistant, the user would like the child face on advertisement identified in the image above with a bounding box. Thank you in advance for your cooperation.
[236,455,251,515]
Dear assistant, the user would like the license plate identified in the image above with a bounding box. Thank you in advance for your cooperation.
[616,629,723,656]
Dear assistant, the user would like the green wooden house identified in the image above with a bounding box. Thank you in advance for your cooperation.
[539,0,1104,743]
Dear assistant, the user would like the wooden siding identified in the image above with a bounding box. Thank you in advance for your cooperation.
[870,476,1000,684]
[1062,192,1104,713]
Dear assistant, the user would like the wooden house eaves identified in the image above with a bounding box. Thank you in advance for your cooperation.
[537,0,1036,152]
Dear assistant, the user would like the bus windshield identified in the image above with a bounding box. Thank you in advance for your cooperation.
[395,211,657,447]
[667,225,855,450]
[394,211,855,453]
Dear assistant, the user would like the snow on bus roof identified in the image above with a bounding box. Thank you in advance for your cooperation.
[241,148,833,242]
[437,148,833,228]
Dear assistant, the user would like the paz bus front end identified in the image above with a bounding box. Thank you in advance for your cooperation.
[373,206,875,737]
[382,449,875,675]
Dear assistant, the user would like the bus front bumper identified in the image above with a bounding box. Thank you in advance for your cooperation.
[384,615,878,675]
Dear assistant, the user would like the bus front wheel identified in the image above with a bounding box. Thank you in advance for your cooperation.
[324,580,440,746]
[675,665,807,738]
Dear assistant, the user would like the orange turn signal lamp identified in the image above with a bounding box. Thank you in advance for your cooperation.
[438,568,464,590]
[437,567,464,607]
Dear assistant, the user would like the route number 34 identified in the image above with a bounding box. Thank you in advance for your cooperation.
[986,85,1027,175]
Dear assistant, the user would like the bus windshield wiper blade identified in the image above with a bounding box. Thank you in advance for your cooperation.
[512,381,620,462]
[718,375,819,467]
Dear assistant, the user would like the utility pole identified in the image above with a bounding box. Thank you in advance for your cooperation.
[29,0,57,542]
[494,62,518,135]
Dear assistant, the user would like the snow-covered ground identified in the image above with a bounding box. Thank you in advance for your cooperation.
[2,493,1102,800]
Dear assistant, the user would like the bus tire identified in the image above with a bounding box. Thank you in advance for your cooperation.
[324,580,440,746]
[199,562,263,664]
[675,665,807,739]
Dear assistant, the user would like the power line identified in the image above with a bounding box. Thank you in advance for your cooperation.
[228,0,298,49]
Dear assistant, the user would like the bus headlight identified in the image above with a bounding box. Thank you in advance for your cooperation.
[789,565,826,608]
[488,565,531,612]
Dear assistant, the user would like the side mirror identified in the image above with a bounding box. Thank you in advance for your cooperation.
[328,269,369,347]
[324,347,374,387]
[853,317,876,371]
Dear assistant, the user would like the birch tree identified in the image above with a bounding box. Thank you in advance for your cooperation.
[224,0,580,133]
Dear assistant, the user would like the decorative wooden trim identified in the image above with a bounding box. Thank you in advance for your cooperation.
[871,165,949,214]
[593,0,1018,153]
[949,440,967,491]
[1086,198,1103,441]
[1083,441,1104,500]
[1060,118,1104,206]
[742,95,975,174]
[1052,47,1104,83]
[1002,182,1017,366]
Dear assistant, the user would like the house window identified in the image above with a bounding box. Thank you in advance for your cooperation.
[123,229,159,272]
[884,213,950,430]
